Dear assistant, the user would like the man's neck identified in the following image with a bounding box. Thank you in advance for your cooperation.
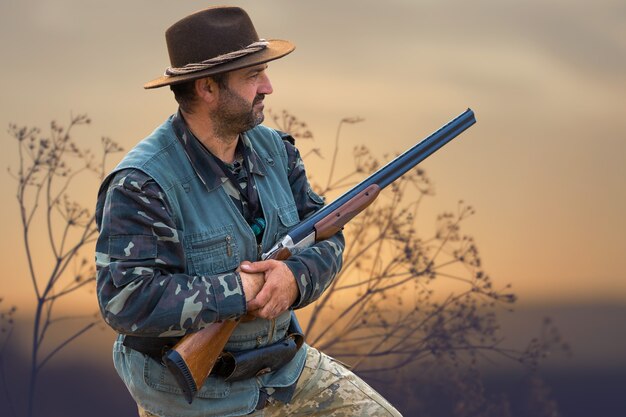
[180,109,239,163]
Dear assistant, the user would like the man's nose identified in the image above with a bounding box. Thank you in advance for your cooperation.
[258,73,273,95]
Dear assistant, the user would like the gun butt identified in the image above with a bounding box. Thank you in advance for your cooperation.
[163,349,198,404]
[163,319,240,403]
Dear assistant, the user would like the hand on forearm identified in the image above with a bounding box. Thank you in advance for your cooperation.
[240,260,299,319]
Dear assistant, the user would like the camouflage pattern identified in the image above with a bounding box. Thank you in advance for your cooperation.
[137,347,402,417]
[95,112,344,337]
[255,347,403,417]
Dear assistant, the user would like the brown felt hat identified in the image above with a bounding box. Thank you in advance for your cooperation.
[144,6,295,89]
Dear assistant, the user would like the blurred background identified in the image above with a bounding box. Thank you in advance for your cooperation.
[1,0,624,416]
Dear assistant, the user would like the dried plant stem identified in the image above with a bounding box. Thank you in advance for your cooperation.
[8,115,123,417]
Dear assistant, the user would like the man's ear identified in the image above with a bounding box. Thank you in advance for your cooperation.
[195,77,218,103]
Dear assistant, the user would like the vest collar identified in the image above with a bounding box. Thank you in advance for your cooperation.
[171,110,267,192]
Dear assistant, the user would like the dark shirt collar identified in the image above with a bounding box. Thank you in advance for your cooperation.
[171,110,266,192]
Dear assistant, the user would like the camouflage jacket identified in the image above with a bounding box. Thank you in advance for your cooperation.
[95,112,345,337]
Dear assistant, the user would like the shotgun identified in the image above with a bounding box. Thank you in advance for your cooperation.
[164,108,477,403]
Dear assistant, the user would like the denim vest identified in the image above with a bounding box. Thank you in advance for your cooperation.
[109,116,307,417]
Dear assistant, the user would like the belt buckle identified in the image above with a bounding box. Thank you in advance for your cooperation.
[255,367,272,377]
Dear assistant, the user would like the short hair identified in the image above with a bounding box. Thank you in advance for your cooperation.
[170,81,196,113]
[170,72,230,114]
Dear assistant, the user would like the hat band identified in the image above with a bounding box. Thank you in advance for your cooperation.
[165,39,269,76]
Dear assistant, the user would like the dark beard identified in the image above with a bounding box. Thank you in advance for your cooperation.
[212,87,265,139]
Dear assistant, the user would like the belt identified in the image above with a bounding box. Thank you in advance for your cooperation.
[122,335,181,364]
[122,318,304,382]
[123,335,288,411]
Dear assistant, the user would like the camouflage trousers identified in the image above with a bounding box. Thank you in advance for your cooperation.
[138,346,402,417]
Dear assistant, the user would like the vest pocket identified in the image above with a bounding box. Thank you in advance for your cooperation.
[225,311,292,351]
[275,203,300,241]
[184,227,240,276]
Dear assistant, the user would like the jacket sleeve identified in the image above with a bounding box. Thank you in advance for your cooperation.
[95,169,246,337]
[280,140,345,309]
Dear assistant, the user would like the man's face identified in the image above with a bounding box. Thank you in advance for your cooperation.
[212,64,273,136]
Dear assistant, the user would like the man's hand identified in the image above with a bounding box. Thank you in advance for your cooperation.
[240,260,299,319]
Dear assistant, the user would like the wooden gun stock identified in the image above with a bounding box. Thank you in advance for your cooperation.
[163,318,240,404]
[314,184,380,240]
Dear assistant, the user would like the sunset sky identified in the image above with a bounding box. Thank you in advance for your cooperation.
[0,0,624,321]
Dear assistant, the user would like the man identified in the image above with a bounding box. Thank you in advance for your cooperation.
[95,6,401,417]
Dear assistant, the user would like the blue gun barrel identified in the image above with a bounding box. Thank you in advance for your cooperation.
[288,108,476,243]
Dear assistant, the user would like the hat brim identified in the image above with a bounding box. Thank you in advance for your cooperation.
[143,39,295,89]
